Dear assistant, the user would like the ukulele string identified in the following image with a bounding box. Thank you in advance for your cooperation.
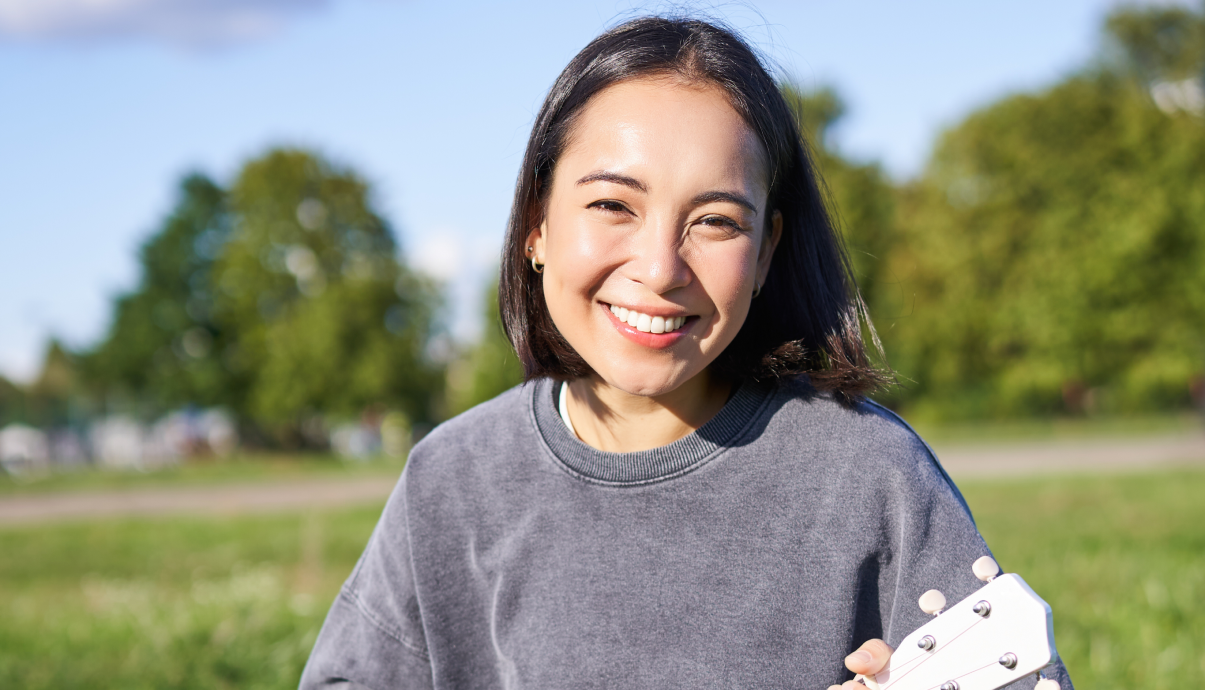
[914,660,1003,690]
[948,660,1005,686]
[880,617,986,690]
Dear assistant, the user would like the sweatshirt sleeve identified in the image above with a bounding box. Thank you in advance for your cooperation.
[875,427,1075,690]
[300,471,433,690]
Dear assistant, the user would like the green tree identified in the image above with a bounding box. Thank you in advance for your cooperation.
[882,70,1205,419]
[779,5,1205,420]
[0,375,27,426]
[26,340,83,427]
[445,278,524,417]
[1105,3,1205,84]
[83,173,231,412]
[84,149,445,441]
[211,149,443,433]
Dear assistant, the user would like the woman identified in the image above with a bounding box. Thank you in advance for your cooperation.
[302,17,1073,690]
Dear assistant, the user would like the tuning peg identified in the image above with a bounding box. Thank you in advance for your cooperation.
[919,589,946,615]
[972,556,1000,582]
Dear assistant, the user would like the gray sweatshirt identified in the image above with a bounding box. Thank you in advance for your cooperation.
[301,377,1073,689]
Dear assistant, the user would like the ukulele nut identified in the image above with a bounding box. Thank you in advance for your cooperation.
[940,682,960,690]
[917,635,936,651]
[973,600,992,617]
[999,652,1018,669]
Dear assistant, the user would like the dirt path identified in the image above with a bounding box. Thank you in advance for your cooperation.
[3,432,1204,526]
[0,475,398,526]
[932,432,1205,477]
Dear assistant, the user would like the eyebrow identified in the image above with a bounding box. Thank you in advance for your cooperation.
[576,170,758,213]
[575,170,647,193]
[691,190,758,213]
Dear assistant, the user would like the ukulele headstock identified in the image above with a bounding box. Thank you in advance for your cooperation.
[860,557,1059,690]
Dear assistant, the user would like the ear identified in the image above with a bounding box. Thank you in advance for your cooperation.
[757,210,783,284]
[525,222,546,263]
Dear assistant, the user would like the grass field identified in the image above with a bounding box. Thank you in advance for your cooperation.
[964,469,1205,690]
[0,467,1201,689]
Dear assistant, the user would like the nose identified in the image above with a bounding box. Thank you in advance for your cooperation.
[626,213,692,295]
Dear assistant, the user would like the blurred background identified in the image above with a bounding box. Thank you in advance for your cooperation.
[1,1,1203,688]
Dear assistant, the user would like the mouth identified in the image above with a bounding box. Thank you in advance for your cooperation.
[601,302,695,348]
[606,303,691,334]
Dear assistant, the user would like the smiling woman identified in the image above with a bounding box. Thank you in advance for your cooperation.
[527,77,782,450]
[301,16,1073,690]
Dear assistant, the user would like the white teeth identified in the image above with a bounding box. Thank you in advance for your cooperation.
[609,305,688,334]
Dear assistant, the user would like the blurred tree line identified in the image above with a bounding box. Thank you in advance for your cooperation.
[3,4,1202,435]
[792,3,1205,421]
[10,149,446,446]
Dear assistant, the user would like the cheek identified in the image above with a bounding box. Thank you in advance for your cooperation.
[545,212,624,290]
[541,218,608,330]
[694,240,759,316]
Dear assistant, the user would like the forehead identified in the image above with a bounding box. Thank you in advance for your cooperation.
[558,77,769,193]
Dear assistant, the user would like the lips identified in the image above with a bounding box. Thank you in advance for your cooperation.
[607,304,688,334]
[600,302,694,349]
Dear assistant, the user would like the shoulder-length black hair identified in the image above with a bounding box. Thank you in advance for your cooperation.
[499,16,889,402]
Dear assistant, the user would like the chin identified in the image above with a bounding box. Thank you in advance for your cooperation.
[596,359,700,398]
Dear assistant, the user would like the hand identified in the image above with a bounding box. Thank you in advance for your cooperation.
[827,638,894,690]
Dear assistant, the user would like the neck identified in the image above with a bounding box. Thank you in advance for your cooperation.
[566,370,732,453]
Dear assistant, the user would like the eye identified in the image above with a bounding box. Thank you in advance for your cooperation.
[588,200,630,215]
[697,214,745,231]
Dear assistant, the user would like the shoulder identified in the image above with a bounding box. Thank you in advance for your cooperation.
[415,383,533,455]
[769,378,969,513]
[400,382,539,498]
[407,382,534,469]
[770,378,929,459]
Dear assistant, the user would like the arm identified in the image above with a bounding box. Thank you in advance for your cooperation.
[844,412,1075,690]
[300,471,434,690]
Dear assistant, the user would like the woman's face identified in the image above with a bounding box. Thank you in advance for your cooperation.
[528,77,781,397]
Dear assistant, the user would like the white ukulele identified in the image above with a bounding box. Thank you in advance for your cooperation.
[856,557,1061,690]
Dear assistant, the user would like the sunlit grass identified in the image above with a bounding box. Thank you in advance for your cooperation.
[0,468,1200,689]
[963,469,1205,690]
[0,505,383,689]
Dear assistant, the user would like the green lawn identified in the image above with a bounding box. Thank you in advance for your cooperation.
[0,503,383,689]
[0,467,1201,689]
[963,470,1205,690]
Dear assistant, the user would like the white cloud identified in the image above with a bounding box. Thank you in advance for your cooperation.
[0,0,329,49]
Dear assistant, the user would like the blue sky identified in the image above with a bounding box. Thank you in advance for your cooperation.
[0,0,1134,382]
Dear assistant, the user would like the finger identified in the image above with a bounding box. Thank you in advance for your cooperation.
[845,638,895,676]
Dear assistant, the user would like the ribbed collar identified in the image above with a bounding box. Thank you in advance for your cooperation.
[530,377,775,486]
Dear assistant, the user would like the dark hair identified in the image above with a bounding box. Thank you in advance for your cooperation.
[499,16,889,402]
